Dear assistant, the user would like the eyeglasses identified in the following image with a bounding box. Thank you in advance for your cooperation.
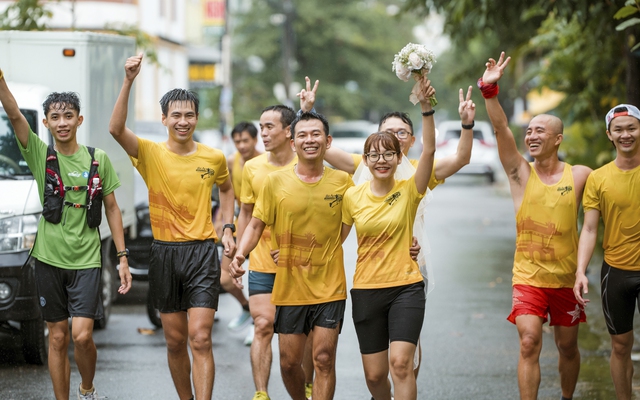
[385,130,413,139]
[365,151,398,162]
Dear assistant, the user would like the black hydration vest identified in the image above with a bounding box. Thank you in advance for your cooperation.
[42,145,103,228]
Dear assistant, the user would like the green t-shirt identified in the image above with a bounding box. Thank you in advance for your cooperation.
[18,129,121,269]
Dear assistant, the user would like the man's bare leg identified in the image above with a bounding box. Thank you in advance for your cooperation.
[279,332,307,400]
[515,315,544,400]
[187,308,216,400]
[311,326,340,400]
[161,312,194,400]
[303,330,314,397]
[71,317,97,394]
[554,324,580,399]
[610,331,634,400]
[47,319,71,400]
[250,293,275,393]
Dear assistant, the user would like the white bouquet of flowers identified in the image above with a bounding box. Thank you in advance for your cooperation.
[392,43,437,106]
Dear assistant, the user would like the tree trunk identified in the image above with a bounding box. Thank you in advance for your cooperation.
[626,30,640,107]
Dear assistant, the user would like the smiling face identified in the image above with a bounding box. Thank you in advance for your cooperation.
[607,115,640,156]
[259,110,291,152]
[362,132,402,180]
[379,116,415,156]
[43,103,83,146]
[162,100,198,145]
[292,118,331,162]
[524,114,563,159]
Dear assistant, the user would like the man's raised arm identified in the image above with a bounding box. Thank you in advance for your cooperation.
[481,52,530,192]
[0,70,31,148]
[109,54,144,158]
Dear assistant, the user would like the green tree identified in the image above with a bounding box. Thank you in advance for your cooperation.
[231,0,428,123]
[402,0,639,167]
[0,0,52,30]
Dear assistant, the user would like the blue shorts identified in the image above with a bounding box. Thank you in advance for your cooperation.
[248,270,275,296]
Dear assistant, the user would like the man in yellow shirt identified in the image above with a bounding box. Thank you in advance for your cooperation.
[231,111,353,400]
[110,54,236,400]
[235,105,301,400]
[574,104,640,400]
[482,52,592,400]
[218,122,262,335]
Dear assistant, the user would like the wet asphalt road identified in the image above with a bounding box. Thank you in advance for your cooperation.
[0,176,635,399]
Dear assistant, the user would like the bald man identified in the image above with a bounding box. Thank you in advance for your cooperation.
[481,53,592,400]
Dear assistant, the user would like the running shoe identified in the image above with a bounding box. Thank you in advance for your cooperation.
[252,390,270,400]
[77,384,99,400]
[305,382,313,399]
[243,324,255,346]
[227,309,252,331]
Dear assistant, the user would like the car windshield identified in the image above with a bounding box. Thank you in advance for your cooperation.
[444,129,485,141]
[331,129,371,139]
[0,108,38,178]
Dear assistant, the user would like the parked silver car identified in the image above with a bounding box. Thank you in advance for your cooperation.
[330,120,379,154]
[435,120,499,183]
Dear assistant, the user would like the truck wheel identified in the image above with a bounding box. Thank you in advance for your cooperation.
[94,257,116,330]
[146,289,162,328]
[21,317,49,365]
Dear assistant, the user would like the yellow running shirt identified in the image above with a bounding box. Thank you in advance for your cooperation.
[583,162,640,270]
[241,153,297,273]
[512,163,578,288]
[342,175,425,289]
[131,138,228,242]
[350,154,443,190]
[231,151,243,203]
[254,167,353,305]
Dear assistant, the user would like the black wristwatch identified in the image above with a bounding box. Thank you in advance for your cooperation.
[116,248,129,258]
[223,224,236,233]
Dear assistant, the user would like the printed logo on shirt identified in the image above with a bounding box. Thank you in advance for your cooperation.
[196,167,216,179]
[68,170,82,178]
[82,171,89,179]
[324,194,343,208]
[557,186,573,196]
[385,191,401,206]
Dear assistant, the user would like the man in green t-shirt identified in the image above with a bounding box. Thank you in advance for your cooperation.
[0,69,132,400]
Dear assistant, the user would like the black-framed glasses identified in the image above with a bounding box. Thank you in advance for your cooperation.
[385,130,413,139]
[365,151,398,162]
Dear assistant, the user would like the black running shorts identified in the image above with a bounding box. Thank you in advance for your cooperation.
[274,300,346,335]
[149,239,220,312]
[34,258,103,322]
[351,281,425,354]
[601,260,640,335]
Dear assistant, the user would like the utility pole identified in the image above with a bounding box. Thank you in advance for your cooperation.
[281,0,295,106]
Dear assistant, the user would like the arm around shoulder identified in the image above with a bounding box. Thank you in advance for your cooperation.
[324,146,357,174]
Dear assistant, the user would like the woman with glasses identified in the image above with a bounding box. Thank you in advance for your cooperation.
[339,78,440,400]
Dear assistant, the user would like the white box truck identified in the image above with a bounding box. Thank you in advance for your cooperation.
[0,31,136,364]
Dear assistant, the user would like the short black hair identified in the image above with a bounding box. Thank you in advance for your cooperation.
[231,121,258,139]
[379,111,414,133]
[159,89,199,116]
[291,111,330,137]
[43,92,81,116]
[261,105,296,128]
